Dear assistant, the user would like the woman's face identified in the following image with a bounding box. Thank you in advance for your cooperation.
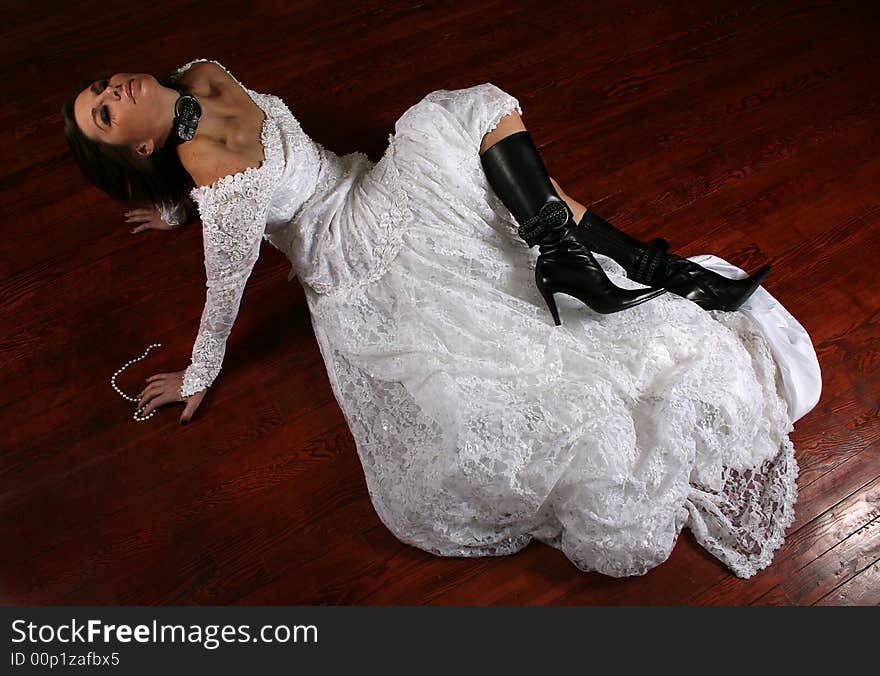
[74,72,174,156]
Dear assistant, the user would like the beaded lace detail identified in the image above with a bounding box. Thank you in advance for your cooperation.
[297,136,415,297]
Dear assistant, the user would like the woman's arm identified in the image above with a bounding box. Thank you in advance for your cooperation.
[179,188,267,398]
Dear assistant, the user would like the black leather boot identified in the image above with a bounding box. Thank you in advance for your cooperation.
[575,209,772,312]
[480,131,666,325]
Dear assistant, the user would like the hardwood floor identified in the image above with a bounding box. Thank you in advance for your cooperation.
[2,0,877,605]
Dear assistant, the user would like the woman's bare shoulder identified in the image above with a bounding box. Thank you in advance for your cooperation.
[178,139,253,191]
[174,62,261,190]
[176,60,227,91]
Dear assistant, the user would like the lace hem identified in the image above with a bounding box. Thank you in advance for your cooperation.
[484,100,524,136]
[180,335,222,398]
[687,435,799,579]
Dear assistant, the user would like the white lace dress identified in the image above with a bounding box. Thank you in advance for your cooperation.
[166,59,822,579]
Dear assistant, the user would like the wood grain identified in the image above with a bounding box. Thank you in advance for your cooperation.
[2,0,877,605]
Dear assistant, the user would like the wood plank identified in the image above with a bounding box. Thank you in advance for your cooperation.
[3,0,878,604]
[814,560,880,606]
[775,516,880,605]
[690,464,880,605]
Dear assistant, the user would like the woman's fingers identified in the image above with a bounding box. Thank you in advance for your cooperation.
[125,208,172,233]
[141,377,167,392]
[134,370,194,418]
[137,382,164,407]
[180,389,206,424]
[131,221,163,233]
[141,391,174,416]
[139,381,162,395]
[124,209,152,222]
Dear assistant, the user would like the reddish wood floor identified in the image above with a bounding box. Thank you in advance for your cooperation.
[3,0,878,605]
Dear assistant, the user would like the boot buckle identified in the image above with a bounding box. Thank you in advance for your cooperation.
[517,200,571,247]
[635,242,667,285]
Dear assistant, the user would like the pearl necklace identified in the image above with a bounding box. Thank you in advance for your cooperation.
[110,343,163,422]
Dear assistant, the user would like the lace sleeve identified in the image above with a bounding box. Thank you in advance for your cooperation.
[156,196,195,228]
[422,83,523,148]
[179,185,268,398]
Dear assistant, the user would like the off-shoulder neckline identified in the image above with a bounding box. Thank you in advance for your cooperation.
[172,59,275,199]
[190,113,273,199]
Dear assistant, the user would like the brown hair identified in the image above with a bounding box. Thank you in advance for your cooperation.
[60,68,195,212]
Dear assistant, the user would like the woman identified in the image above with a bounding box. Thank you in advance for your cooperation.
[62,58,820,578]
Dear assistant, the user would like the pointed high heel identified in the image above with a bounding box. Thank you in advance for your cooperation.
[534,247,666,323]
[573,209,772,312]
[480,132,667,325]
[535,267,562,326]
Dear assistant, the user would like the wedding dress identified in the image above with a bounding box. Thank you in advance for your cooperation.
[163,58,822,579]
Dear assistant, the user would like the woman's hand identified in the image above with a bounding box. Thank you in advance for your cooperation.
[136,370,206,424]
[125,207,178,234]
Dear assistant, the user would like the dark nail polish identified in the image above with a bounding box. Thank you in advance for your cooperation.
[180,419,188,425]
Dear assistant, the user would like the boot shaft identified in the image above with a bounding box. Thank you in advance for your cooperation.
[480,130,561,228]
